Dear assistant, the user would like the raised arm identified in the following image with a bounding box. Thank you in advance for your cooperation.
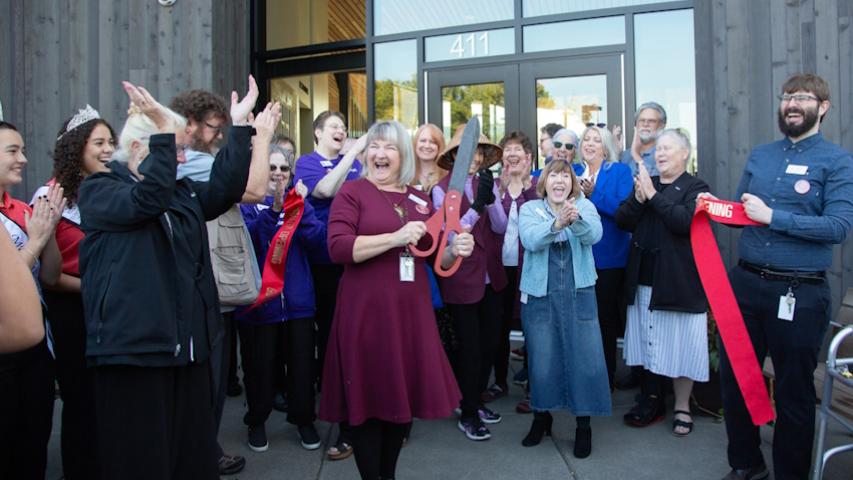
[312,135,366,200]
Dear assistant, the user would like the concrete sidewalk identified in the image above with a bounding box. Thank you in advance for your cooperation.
[47,360,853,479]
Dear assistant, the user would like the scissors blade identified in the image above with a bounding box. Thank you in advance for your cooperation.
[447,117,480,192]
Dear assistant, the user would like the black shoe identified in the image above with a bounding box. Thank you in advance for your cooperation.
[521,412,553,447]
[721,465,769,480]
[227,381,243,397]
[573,427,592,458]
[248,425,269,452]
[273,392,288,412]
[623,395,664,427]
[218,454,246,475]
[298,423,322,450]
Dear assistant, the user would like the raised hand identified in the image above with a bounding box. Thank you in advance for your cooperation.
[252,101,282,144]
[637,162,656,200]
[295,179,308,199]
[271,178,285,212]
[122,81,175,132]
[393,221,427,247]
[471,168,496,213]
[580,177,595,197]
[633,177,646,203]
[230,75,259,126]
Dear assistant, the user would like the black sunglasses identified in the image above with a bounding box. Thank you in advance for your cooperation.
[552,141,574,150]
[270,165,291,172]
[585,122,606,128]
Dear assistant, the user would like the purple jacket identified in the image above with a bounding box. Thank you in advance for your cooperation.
[235,194,326,323]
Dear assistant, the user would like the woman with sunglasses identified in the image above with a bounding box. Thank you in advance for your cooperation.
[236,145,327,453]
[550,128,579,164]
[573,125,633,390]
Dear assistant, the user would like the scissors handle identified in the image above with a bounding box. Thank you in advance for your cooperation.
[408,204,444,258]
[433,190,464,278]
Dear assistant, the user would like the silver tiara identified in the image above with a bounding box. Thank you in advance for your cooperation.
[57,104,100,140]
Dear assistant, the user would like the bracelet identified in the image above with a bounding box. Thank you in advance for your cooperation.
[20,247,38,265]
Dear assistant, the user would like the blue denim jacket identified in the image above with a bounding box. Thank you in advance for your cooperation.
[519,198,602,296]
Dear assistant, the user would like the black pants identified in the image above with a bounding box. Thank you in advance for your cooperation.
[94,362,219,480]
[493,266,519,388]
[350,419,410,480]
[721,265,831,480]
[595,267,626,389]
[448,285,504,419]
[238,317,316,427]
[211,311,234,459]
[45,291,98,480]
[312,263,344,385]
[0,340,55,480]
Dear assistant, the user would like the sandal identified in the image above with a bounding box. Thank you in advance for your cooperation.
[672,410,694,437]
[326,440,353,460]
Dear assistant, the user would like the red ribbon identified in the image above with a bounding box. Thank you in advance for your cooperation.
[246,189,304,311]
[691,199,775,425]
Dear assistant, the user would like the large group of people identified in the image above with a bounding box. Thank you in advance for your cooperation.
[0,72,851,480]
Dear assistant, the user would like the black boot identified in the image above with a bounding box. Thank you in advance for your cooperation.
[573,416,592,458]
[521,411,553,447]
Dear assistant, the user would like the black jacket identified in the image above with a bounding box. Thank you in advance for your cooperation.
[78,128,252,366]
[615,172,709,314]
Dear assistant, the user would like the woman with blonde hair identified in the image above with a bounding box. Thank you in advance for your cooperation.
[411,123,447,193]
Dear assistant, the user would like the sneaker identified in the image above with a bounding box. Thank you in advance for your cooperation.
[721,465,769,480]
[218,454,246,475]
[512,367,528,386]
[457,418,491,441]
[298,423,322,450]
[478,406,502,424]
[248,425,269,452]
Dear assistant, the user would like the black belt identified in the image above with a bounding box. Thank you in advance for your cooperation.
[738,260,825,284]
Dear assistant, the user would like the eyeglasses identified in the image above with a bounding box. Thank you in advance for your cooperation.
[269,164,291,172]
[204,121,223,135]
[585,122,606,128]
[552,141,575,150]
[778,93,819,103]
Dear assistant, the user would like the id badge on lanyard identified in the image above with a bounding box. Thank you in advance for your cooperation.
[399,251,415,282]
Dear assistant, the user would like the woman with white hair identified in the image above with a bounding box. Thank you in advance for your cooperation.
[574,125,633,389]
[319,121,474,480]
[550,128,579,163]
[615,129,710,437]
[77,81,275,479]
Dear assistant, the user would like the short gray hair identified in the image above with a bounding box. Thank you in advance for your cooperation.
[552,128,579,162]
[112,107,187,163]
[656,128,692,162]
[362,121,415,186]
[269,143,295,168]
[633,102,667,126]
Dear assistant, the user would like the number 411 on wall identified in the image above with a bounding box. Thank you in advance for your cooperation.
[450,32,489,59]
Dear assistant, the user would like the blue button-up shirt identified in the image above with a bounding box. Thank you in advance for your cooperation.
[620,146,658,176]
[736,132,853,271]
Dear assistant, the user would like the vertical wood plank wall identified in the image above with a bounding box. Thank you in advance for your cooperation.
[695,0,853,310]
[0,0,249,198]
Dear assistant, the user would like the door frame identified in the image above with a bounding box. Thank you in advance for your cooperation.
[426,64,520,137]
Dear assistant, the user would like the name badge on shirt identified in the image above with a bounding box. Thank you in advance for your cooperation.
[399,252,415,282]
[320,160,334,168]
[408,194,428,207]
[785,164,808,175]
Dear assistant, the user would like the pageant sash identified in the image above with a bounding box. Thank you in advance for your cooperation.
[247,190,304,311]
[691,199,775,425]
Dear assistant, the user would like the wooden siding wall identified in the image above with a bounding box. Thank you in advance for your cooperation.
[695,0,853,310]
[0,0,250,198]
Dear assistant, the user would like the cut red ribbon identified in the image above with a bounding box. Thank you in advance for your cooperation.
[691,198,775,425]
[246,189,304,312]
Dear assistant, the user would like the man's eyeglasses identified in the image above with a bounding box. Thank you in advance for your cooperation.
[552,141,574,150]
[270,165,291,172]
[585,122,606,128]
[204,121,223,135]
[778,93,819,103]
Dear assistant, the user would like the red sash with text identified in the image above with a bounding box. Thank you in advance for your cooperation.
[247,190,304,311]
[691,199,775,425]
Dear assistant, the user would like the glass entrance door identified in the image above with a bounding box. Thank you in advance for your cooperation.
[427,64,519,143]
[520,55,623,166]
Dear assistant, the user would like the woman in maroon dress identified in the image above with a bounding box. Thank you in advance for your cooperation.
[320,120,472,480]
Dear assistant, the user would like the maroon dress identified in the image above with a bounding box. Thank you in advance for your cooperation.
[319,178,462,426]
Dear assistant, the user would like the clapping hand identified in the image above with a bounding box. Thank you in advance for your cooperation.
[230,75,259,126]
[580,177,595,197]
[251,101,282,145]
[25,183,66,253]
[122,81,175,133]
[554,198,578,230]
[637,162,656,200]
[271,178,285,212]
[294,179,308,199]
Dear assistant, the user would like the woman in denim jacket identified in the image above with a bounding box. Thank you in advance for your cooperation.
[518,158,611,458]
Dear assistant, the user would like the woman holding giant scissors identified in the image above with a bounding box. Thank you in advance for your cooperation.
[319,120,473,480]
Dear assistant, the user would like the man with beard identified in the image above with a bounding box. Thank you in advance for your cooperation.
[707,73,853,480]
[620,102,667,176]
[169,78,276,476]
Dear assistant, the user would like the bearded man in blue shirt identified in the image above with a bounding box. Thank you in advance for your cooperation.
[708,74,853,480]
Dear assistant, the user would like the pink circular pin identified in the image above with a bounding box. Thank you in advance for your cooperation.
[415,204,430,215]
[794,179,811,194]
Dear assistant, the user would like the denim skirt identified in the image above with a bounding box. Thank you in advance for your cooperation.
[521,242,612,416]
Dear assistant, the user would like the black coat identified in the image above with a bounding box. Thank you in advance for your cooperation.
[615,172,709,314]
[78,128,252,366]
